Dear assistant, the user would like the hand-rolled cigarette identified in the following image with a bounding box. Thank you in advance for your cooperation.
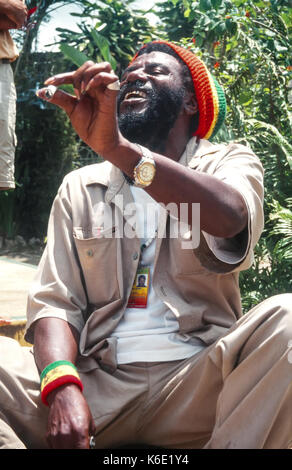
[107,80,120,91]
[44,85,57,100]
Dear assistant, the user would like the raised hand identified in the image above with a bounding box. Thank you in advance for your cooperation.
[46,383,96,449]
[36,61,122,158]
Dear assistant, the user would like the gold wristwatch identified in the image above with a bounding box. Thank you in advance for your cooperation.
[133,144,156,188]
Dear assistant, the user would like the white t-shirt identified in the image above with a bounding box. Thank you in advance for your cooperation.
[111,186,205,364]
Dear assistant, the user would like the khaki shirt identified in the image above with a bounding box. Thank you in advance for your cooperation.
[25,138,264,368]
[0,31,18,61]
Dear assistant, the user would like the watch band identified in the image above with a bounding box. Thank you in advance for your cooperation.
[124,172,135,186]
[135,144,153,162]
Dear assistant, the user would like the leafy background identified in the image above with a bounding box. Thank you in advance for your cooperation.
[0,0,291,312]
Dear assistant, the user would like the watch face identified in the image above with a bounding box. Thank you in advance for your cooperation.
[139,162,155,183]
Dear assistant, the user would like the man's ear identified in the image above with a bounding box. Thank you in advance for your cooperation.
[183,91,198,116]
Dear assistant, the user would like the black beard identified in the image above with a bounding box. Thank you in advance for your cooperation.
[117,81,184,153]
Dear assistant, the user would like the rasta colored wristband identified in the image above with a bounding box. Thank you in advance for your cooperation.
[40,360,83,406]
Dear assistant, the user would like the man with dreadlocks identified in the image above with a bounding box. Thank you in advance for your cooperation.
[0,41,291,449]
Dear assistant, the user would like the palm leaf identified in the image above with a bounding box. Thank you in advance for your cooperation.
[269,199,292,259]
[89,29,117,70]
[247,119,292,170]
[59,43,90,67]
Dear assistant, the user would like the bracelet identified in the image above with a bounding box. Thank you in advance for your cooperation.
[40,360,83,406]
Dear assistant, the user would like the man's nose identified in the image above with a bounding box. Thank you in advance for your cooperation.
[122,67,147,86]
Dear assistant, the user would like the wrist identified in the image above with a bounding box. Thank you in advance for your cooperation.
[102,136,141,172]
[46,382,83,407]
[101,133,130,160]
[106,140,156,188]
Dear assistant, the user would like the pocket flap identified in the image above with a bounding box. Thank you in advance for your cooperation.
[73,225,117,240]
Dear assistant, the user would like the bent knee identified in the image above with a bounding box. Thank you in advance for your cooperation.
[250,293,292,342]
[255,293,292,316]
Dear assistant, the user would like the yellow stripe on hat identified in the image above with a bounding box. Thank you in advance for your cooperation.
[204,69,219,140]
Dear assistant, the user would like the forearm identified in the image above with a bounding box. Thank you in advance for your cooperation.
[0,1,14,17]
[33,317,80,373]
[104,138,248,239]
[0,0,9,14]
[0,0,27,28]
[0,13,17,30]
[33,317,94,448]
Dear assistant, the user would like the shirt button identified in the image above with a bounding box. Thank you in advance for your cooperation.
[87,249,94,257]
[133,252,139,261]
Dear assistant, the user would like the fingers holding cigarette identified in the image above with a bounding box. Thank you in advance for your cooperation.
[42,62,120,98]
[36,85,77,116]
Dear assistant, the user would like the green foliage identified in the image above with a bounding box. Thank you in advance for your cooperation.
[54,0,156,73]
[0,190,16,240]
[89,28,117,70]
[270,198,292,261]
[59,43,90,67]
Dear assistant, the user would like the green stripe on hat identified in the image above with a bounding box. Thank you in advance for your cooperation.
[211,76,227,137]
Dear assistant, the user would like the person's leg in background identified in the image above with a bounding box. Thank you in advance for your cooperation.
[0,62,17,190]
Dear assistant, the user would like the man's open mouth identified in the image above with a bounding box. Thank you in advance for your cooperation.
[122,90,148,102]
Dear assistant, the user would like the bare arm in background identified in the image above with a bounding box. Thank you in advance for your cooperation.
[0,0,27,30]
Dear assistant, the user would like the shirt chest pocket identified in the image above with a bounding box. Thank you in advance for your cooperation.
[170,234,205,275]
[73,226,121,308]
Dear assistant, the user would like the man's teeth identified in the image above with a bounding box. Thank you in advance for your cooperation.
[124,90,147,100]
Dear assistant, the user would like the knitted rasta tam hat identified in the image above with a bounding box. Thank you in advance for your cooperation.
[130,40,227,140]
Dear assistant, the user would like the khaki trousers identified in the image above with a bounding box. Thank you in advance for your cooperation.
[0,293,291,449]
[0,63,16,189]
